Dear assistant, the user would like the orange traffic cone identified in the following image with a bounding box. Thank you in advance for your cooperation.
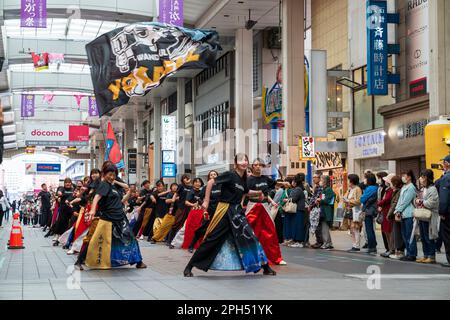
[8,213,25,249]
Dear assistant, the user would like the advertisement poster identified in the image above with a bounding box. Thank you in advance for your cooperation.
[406,0,429,97]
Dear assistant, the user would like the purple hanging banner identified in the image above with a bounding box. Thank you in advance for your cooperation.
[88,96,99,117]
[159,0,183,27]
[21,94,35,118]
[21,0,47,28]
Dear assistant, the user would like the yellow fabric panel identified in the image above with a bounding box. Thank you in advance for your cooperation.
[204,202,229,240]
[152,214,175,242]
[85,219,112,270]
[141,208,153,230]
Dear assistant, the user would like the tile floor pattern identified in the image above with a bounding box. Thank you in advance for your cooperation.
[0,222,449,300]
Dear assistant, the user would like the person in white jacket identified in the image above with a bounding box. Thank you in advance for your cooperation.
[0,190,11,228]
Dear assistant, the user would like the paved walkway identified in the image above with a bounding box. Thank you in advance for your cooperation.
[0,221,449,300]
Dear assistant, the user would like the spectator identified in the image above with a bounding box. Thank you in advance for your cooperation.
[415,170,439,264]
[378,173,394,258]
[344,174,362,252]
[361,173,378,254]
[438,155,450,268]
[310,173,323,249]
[0,190,10,228]
[283,174,306,248]
[316,175,335,250]
[395,170,418,262]
[388,176,405,259]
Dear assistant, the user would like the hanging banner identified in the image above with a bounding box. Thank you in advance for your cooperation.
[48,53,65,65]
[21,94,35,118]
[21,0,47,28]
[85,22,220,117]
[299,136,316,160]
[366,0,388,95]
[159,0,184,27]
[31,52,49,71]
[74,95,85,108]
[262,82,282,125]
[88,96,99,117]
[406,0,429,98]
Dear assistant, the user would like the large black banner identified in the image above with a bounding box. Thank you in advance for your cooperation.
[86,22,220,116]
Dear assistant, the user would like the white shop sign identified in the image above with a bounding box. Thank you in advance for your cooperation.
[161,115,177,151]
[350,130,385,159]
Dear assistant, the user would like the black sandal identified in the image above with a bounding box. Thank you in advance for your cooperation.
[262,265,277,276]
[183,266,193,277]
[74,262,84,271]
[136,262,147,269]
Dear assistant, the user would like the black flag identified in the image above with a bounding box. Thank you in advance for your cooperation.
[86,22,220,116]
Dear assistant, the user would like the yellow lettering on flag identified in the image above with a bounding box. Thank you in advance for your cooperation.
[108,80,122,100]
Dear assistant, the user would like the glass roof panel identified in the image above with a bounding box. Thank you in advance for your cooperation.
[4,19,128,41]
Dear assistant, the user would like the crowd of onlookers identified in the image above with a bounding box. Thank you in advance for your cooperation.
[270,155,450,268]
[1,155,449,269]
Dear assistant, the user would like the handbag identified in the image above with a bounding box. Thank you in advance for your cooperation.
[413,208,432,221]
[282,198,297,214]
[376,213,383,225]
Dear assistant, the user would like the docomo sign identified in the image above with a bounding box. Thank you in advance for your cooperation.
[25,123,89,146]
[31,129,64,137]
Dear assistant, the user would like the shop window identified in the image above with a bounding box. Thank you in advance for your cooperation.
[328,65,343,131]
[185,80,193,104]
[352,59,395,134]
[168,93,177,114]
[253,37,262,95]
[195,101,230,140]
[195,52,230,94]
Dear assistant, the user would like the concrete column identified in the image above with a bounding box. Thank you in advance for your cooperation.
[153,97,162,182]
[136,111,146,184]
[429,0,450,118]
[282,0,305,146]
[234,28,254,158]
[177,78,186,178]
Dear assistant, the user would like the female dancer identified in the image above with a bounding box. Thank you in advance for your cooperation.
[187,171,220,253]
[134,180,156,240]
[65,176,92,254]
[183,154,276,277]
[84,163,146,270]
[148,181,171,239]
[74,168,102,269]
[245,158,287,265]
[151,183,179,243]
[172,178,204,249]
[168,175,193,248]
[52,178,74,246]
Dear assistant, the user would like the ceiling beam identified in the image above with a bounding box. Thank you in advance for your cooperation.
[195,0,231,29]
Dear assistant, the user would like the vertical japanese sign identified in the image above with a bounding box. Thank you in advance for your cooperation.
[299,137,316,160]
[21,94,35,118]
[366,0,388,95]
[88,96,99,117]
[21,0,47,28]
[161,115,177,177]
[159,0,184,27]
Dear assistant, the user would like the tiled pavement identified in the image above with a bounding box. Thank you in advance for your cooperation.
[1,221,449,300]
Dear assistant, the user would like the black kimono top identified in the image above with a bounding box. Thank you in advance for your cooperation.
[215,171,249,205]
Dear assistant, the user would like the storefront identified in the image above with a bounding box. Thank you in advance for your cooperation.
[313,151,346,201]
[348,130,394,177]
[379,95,429,177]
